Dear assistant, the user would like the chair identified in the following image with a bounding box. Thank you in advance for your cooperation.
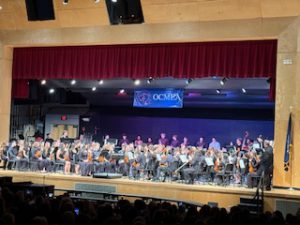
[215,163,234,186]
[198,165,214,183]
[54,161,65,173]
[5,153,16,170]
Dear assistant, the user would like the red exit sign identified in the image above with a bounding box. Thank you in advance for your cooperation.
[60,115,67,121]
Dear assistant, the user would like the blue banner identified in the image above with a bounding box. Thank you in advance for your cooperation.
[133,89,183,108]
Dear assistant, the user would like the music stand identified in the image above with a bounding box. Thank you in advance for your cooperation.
[60,138,75,144]
[111,153,125,160]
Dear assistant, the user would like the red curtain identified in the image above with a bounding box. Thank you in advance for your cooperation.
[12,40,277,99]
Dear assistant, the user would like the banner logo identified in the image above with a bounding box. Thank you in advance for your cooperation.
[134,89,183,108]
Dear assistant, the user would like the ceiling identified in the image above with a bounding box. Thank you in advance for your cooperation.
[43,77,273,108]
[0,0,299,30]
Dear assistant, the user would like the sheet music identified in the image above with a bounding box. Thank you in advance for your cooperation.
[239,159,245,169]
[179,155,188,163]
[156,154,162,161]
[127,152,134,160]
[205,157,214,166]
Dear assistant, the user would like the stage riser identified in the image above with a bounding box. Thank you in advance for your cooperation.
[1,170,300,212]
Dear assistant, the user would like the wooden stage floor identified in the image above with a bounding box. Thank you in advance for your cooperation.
[0,170,300,212]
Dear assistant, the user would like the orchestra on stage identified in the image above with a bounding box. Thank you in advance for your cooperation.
[0,131,274,189]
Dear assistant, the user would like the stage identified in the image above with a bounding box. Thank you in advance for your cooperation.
[1,170,300,212]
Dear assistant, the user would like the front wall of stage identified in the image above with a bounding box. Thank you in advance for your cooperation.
[85,114,274,144]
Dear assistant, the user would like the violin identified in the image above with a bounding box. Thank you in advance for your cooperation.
[87,150,93,162]
[214,158,220,172]
[35,149,42,158]
[64,151,70,161]
[132,160,140,168]
[249,161,254,173]
[98,155,106,163]
[124,156,129,164]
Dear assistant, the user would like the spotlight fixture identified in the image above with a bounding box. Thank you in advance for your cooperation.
[220,77,228,86]
[242,88,247,93]
[111,0,117,2]
[41,80,47,85]
[216,89,221,94]
[49,88,55,94]
[70,79,76,85]
[98,80,104,85]
[186,78,193,85]
[119,89,125,94]
[92,87,97,91]
[63,0,68,5]
[134,79,141,86]
[147,77,153,84]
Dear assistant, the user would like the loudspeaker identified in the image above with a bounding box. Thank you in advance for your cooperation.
[25,0,55,21]
[105,0,144,25]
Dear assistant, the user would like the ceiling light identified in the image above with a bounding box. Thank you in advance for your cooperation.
[242,88,246,93]
[98,80,104,85]
[147,77,153,84]
[94,0,100,3]
[119,89,125,94]
[220,77,228,86]
[70,79,76,85]
[63,0,68,5]
[49,88,55,94]
[186,78,193,85]
[111,0,117,2]
[134,79,141,86]
[216,89,221,94]
[41,80,47,85]
[92,87,97,91]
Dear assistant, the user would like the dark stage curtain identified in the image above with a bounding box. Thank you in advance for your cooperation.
[12,79,29,99]
[12,40,277,99]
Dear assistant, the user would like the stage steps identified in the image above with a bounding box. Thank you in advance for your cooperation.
[239,197,263,214]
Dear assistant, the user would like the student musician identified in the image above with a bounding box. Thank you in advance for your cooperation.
[153,147,170,182]
[16,145,29,171]
[134,135,143,146]
[158,133,168,146]
[42,141,55,172]
[170,135,180,148]
[79,145,93,176]
[196,137,206,150]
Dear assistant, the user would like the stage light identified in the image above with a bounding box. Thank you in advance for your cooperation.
[49,88,55,94]
[41,80,47,85]
[186,78,193,85]
[94,0,100,3]
[111,0,117,2]
[92,87,97,91]
[119,89,125,94]
[147,77,153,84]
[63,0,68,5]
[134,79,141,86]
[242,88,247,93]
[216,89,221,94]
[220,77,228,86]
[70,79,76,85]
[98,80,104,85]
